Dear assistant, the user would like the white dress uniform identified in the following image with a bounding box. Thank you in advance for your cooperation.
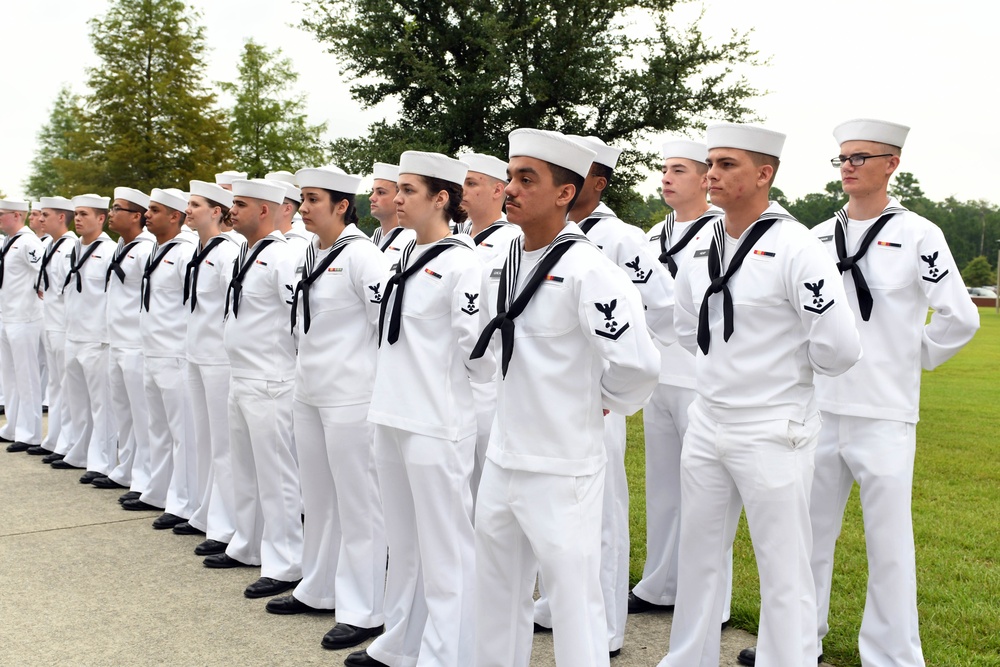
[810,200,979,666]
[105,231,155,489]
[36,230,77,455]
[138,232,198,516]
[372,225,418,270]
[0,227,45,446]
[184,233,242,542]
[465,218,523,502]
[633,206,734,614]
[61,233,118,473]
[291,224,391,622]
[36,233,51,406]
[222,231,303,580]
[366,235,495,667]
[533,202,674,655]
[663,203,862,667]
[474,226,659,667]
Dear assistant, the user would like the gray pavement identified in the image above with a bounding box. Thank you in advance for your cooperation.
[1,417,763,667]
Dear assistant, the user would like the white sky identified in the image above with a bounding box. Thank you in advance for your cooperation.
[1,0,995,205]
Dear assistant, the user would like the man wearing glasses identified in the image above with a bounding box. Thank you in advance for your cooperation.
[738,120,980,666]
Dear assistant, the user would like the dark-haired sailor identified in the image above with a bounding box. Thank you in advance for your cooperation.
[368,162,416,269]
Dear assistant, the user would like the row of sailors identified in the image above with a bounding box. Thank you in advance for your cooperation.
[0,119,980,667]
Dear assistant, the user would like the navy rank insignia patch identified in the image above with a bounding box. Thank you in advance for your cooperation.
[802,279,835,314]
[368,282,383,303]
[920,251,949,283]
[461,292,479,315]
[593,299,630,340]
[624,255,650,283]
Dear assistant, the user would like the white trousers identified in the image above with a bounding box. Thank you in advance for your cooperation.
[535,412,629,652]
[368,426,475,667]
[186,363,236,543]
[0,320,43,445]
[476,460,609,667]
[140,356,196,517]
[106,347,149,489]
[42,330,70,453]
[226,376,302,581]
[469,379,497,509]
[811,413,924,667]
[62,340,115,472]
[293,400,386,624]
[38,334,48,406]
[661,400,819,667]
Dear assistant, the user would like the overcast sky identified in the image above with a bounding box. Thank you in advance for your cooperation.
[1,0,994,207]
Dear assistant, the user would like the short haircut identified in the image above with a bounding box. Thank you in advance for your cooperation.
[591,163,614,184]
[747,150,780,185]
[547,163,586,211]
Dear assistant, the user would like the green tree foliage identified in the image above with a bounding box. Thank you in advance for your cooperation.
[301,0,762,221]
[220,39,329,178]
[784,181,845,228]
[24,87,87,199]
[63,0,232,194]
[961,256,995,287]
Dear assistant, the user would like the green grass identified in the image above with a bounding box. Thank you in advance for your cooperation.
[625,307,1000,667]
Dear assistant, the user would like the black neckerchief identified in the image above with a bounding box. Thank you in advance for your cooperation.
[63,239,105,292]
[659,211,717,278]
[378,226,405,253]
[104,236,152,290]
[578,216,601,235]
[0,231,26,289]
[37,235,72,291]
[472,221,509,246]
[833,204,905,321]
[225,237,277,319]
[141,240,184,311]
[183,236,227,311]
[291,233,363,334]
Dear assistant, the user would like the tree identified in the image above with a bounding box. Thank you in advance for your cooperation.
[301,0,762,220]
[785,181,845,228]
[220,39,329,178]
[66,0,232,194]
[889,171,926,206]
[24,87,87,198]
[962,256,995,287]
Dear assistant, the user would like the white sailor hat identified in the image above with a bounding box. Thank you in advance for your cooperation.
[40,196,75,211]
[215,170,248,186]
[72,194,110,210]
[508,129,597,178]
[833,118,910,149]
[458,153,509,182]
[398,151,469,186]
[232,178,287,205]
[661,139,709,164]
[0,199,30,212]
[706,123,786,159]
[264,172,302,203]
[295,168,363,195]
[113,187,150,209]
[567,135,622,170]
[371,163,399,183]
[31,202,42,211]
[189,180,234,208]
[149,188,189,212]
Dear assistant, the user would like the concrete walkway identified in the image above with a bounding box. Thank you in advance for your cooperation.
[1,421,763,666]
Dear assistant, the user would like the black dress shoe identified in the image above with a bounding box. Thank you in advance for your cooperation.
[203,553,253,569]
[610,649,621,658]
[533,622,551,633]
[80,471,103,484]
[152,513,187,530]
[244,576,301,599]
[0,434,13,443]
[7,442,33,453]
[51,459,84,470]
[42,453,64,464]
[26,446,52,456]
[266,594,334,615]
[322,623,384,650]
[344,650,390,667]
[118,490,141,504]
[627,591,674,614]
[194,539,229,556]
[92,476,126,489]
[736,648,823,666]
[121,499,162,512]
[171,521,205,535]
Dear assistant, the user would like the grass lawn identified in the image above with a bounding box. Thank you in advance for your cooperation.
[625,307,1000,667]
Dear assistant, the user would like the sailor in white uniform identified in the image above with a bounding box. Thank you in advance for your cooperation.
[736,120,980,667]
[55,195,118,485]
[29,204,49,408]
[661,123,862,667]
[97,188,155,497]
[0,199,44,452]
[473,128,659,667]
[204,178,303,601]
[346,152,494,667]
[121,188,198,533]
[171,180,243,557]
[33,198,77,462]
[631,140,731,621]
[265,167,391,652]
[455,152,522,502]
[215,171,248,192]
[368,162,416,268]
[265,171,314,260]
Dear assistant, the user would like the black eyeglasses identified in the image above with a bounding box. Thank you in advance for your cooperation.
[830,154,894,168]
[111,205,141,213]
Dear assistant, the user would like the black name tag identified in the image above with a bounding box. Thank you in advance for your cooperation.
[490,268,502,279]
[693,249,709,258]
